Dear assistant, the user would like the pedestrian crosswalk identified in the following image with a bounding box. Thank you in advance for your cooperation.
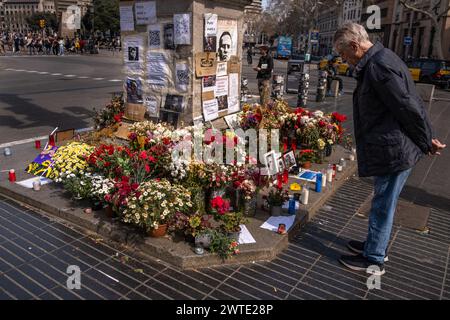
[2,67,122,83]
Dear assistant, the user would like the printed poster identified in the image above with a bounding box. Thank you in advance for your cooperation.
[215,76,228,97]
[204,13,217,52]
[144,95,160,117]
[120,5,135,32]
[195,52,217,77]
[147,24,162,49]
[175,61,190,92]
[202,76,216,93]
[124,35,144,74]
[125,77,143,103]
[135,1,156,25]
[203,99,219,121]
[217,20,237,62]
[216,62,227,77]
[163,23,175,49]
[228,73,240,113]
[146,51,173,88]
[174,13,191,45]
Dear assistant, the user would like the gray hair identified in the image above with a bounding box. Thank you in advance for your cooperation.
[333,22,369,51]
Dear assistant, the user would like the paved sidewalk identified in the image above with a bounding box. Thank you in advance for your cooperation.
[1,176,448,300]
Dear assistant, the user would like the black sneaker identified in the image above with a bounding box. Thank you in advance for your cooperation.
[347,240,389,262]
[339,254,386,276]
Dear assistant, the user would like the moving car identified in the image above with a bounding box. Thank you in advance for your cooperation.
[406,58,450,89]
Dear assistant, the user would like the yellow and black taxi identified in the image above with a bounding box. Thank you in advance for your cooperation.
[406,58,450,89]
[319,55,353,76]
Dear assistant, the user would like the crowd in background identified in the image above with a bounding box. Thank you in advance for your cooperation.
[0,31,121,56]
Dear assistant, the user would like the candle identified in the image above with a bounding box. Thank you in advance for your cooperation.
[337,164,343,172]
[349,154,355,161]
[332,164,337,178]
[35,140,41,149]
[282,137,288,152]
[291,138,297,151]
[9,169,16,182]
[321,170,327,187]
[4,147,12,156]
[301,185,309,205]
[277,174,283,189]
[326,165,333,183]
[283,169,288,184]
[33,179,41,191]
[48,134,56,147]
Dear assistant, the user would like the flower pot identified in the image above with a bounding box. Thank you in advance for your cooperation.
[147,224,168,237]
[227,229,241,241]
[195,234,212,249]
[270,206,282,216]
[301,161,311,169]
[243,197,257,217]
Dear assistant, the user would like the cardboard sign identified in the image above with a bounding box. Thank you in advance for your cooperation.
[56,129,75,142]
[228,56,240,74]
[195,52,217,77]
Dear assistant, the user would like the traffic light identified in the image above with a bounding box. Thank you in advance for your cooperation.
[39,19,45,28]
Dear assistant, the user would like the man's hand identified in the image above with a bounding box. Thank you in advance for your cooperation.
[429,139,446,155]
[253,67,261,72]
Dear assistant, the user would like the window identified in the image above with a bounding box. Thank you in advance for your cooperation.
[422,61,436,72]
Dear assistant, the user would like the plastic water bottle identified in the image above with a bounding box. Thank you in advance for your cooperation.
[288,195,296,215]
[315,173,322,193]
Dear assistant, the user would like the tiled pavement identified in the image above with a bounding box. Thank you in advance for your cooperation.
[1,177,449,300]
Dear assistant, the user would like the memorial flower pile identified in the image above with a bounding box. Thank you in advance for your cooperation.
[52,142,94,178]
[122,179,193,231]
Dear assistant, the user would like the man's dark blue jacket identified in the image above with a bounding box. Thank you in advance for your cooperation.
[353,42,433,177]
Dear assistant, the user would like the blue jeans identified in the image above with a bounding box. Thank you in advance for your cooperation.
[363,168,412,263]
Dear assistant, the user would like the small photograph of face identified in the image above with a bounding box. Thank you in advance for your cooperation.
[218,32,232,62]
[128,46,138,61]
[164,23,175,50]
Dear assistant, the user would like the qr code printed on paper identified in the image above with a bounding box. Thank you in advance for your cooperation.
[148,30,161,47]
[177,70,189,85]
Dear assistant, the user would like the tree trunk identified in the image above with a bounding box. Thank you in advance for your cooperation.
[432,20,444,59]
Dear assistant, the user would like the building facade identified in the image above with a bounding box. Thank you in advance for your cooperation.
[243,0,262,45]
[342,0,363,23]
[389,0,450,60]
[318,4,341,56]
[1,0,55,33]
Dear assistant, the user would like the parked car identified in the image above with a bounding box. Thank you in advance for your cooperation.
[336,61,354,77]
[406,58,450,89]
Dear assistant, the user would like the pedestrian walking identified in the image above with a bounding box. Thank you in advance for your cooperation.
[333,23,446,276]
[247,46,253,65]
[253,45,273,106]
[59,38,65,56]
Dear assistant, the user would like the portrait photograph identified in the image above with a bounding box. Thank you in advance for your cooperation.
[264,151,279,176]
[283,151,297,169]
[128,46,139,61]
[164,94,184,113]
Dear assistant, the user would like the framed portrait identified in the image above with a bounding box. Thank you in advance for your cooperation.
[283,151,297,169]
[264,150,279,176]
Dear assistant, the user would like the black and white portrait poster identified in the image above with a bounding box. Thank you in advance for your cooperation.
[147,24,162,49]
[174,13,191,45]
[217,20,237,62]
[163,23,175,50]
[175,61,190,92]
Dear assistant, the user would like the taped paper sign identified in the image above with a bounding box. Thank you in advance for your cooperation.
[204,13,217,52]
[203,99,219,121]
[144,95,160,117]
[228,56,240,74]
[125,77,144,103]
[124,35,144,74]
[174,13,191,45]
[195,52,217,77]
[135,1,156,25]
[215,76,228,97]
[146,51,173,88]
[175,61,190,92]
[147,24,162,49]
[202,75,216,93]
[120,5,135,32]
[216,62,227,77]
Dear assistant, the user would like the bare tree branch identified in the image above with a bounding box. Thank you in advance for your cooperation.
[399,0,436,23]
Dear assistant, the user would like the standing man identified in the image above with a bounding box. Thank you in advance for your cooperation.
[333,23,446,276]
[253,45,273,106]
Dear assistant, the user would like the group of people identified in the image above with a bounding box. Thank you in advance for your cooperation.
[0,31,110,56]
